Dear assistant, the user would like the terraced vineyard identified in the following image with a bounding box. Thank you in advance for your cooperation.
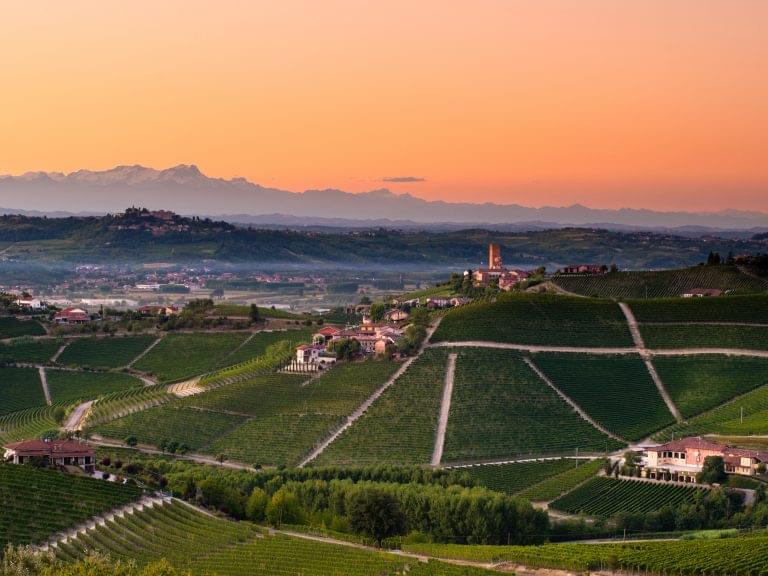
[404,534,768,575]
[85,386,174,427]
[58,497,493,575]
[550,477,703,517]
[442,349,624,462]
[200,340,295,387]
[517,458,605,501]
[0,462,142,546]
[218,328,313,366]
[552,267,767,299]
[0,405,62,443]
[316,349,450,466]
[431,293,634,347]
[46,370,143,404]
[641,324,768,350]
[0,366,45,415]
[460,459,577,495]
[132,332,249,382]
[57,335,157,368]
[0,316,46,338]
[531,353,675,440]
[629,294,768,323]
[655,356,768,419]
[0,338,59,363]
[656,383,768,440]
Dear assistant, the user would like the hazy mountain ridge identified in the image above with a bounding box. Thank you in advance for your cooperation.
[1,164,767,229]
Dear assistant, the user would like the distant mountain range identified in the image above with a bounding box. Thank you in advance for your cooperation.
[1,164,767,232]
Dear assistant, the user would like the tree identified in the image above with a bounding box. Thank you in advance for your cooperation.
[369,302,386,323]
[698,456,727,484]
[245,487,269,521]
[249,304,260,323]
[347,487,406,544]
[358,295,372,305]
[124,435,138,447]
[335,338,361,361]
[210,288,224,299]
[265,489,304,526]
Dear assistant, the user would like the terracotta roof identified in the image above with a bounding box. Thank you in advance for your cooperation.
[5,439,93,456]
[650,437,725,453]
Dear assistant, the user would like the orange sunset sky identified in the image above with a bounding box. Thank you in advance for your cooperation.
[1,0,766,211]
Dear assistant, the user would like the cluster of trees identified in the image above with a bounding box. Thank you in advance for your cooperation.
[705,251,736,266]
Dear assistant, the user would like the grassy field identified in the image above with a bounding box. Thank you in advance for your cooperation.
[0,338,59,363]
[58,498,491,576]
[550,477,703,517]
[531,353,675,440]
[442,349,624,462]
[132,332,249,382]
[57,335,157,368]
[517,458,605,501]
[431,293,634,347]
[46,370,143,404]
[316,349,450,466]
[641,324,768,350]
[217,329,313,366]
[0,366,45,415]
[628,294,768,323]
[656,383,768,440]
[403,534,768,575]
[552,267,767,299]
[654,356,768,419]
[0,463,142,546]
[0,316,46,338]
[460,459,577,496]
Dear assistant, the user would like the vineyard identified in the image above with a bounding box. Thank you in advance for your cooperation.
[0,462,142,546]
[132,332,249,382]
[531,353,675,440]
[550,477,703,517]
[516,458,605,501]
[442,349,623,461]
[656,382,768,440]
[0,316,46,338]
[199,340,295,387]
[85,386,174,428]
[459,459,577,495]
[0,338,59,363]
[629,294,768,323]
[641,324,768,350]
[57,497,493,575]
[0,405,62,443]
[217,328,313,366]
[552,267,767,299]
[404,534,768,575]
[655,356,768,419]
[46,370,143,404]
[57,335,157,368]
[0,366,45,415]
[430,293,634,347]
[316,349,451,466]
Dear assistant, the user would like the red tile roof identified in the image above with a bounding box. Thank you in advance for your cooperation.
[5,439,93,457]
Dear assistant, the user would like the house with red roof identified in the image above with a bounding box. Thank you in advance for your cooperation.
[3,439,95,473]
[54,307,90,325]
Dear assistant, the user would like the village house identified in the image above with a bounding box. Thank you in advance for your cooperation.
[14,297,45,310]
[640,437,768,483]
[295,344,336,367]
[330,318,404,356]
[54,307,90,325]
[313,326,341,345]
[3,439,96,474]
[498,269,531,291]
[385,309,410,322]
[137,305,179,316]
[560,264,607,275]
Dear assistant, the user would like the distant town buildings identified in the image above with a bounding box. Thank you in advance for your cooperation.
[682,288,724,298]
[472,243,532,291]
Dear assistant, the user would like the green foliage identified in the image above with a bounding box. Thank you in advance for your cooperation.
[132,333,249,382]
[0,367,45,416]
[217,330,312,367]
[0,463,142,546]
[0,317,45,338]
[443,349,623,461]
[431,293,634,347]
[641,324,768,350]
[334,338,361,361]
[630,294,768,323]
[57,336,157,368]
[0,339,59,364]
[266,488,305,526]
[531,353,675,440]
[347,487,406,543]
[655,356,768,419]
[550,477,704,518]
[245,488,268,521]
[698,456,727,484]
[516,458,605,501]
[46,371,143,404]
[0,406,62,444]
[554,267,767,299]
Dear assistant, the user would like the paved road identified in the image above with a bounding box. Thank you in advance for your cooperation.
[431,352,457,467]
[63,400,94,431]
[298,317,443,467]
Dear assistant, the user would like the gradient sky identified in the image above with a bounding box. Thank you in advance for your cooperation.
[1,0,766,211]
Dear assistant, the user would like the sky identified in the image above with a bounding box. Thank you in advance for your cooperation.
[1,0,766,212]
